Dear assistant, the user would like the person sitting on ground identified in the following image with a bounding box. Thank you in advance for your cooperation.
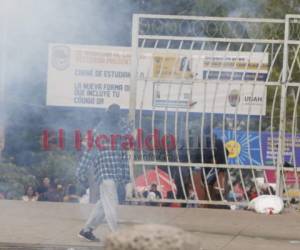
[260,184,275,195]
[0,192,5,199]
[162,191,181,208]
[79,188,90,204]
[64,184,80,203]
[46,182,64,202]
[22,186,38,202]
[248,185,258,200]
[37,177,50,201]
[199,130,228,202]
[143,183,162,206]
[227,181,245,202]
[186,183,197,208]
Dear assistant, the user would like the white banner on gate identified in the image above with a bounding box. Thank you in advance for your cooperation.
[47,44,267,115]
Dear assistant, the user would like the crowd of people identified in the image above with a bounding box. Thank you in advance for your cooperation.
[20,177,83,203]
[0,104,277,212]
[131,171,276,209]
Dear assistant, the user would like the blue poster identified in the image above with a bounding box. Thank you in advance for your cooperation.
[214,129,300,167]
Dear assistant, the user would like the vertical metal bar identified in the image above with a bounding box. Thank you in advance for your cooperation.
[246,82,259,196]
[182,44,199,202]
[234,83,249,202]
[129,14,140,191]
[150,39,160,166]
[192,42,212,203]
[270,86,279,166]
[260,44,281,195]
[154,40,173,199]
[291,86,300,190]
[210,42,226,201]
[211,81,225,201]
[200,82,211,201]
[203,42,219,201]
[152,118,161,194]
[138,39,152,190]
[174,83,188,201]
[246,44,269,197]
[129,14,139,127]
[225,43,244,202]
[152,38,170,195]
[222,82,236,202]
[186,82,199,202]
[291,49,300,191]
[238,42,257,200]
[276,16,289,196]
[152,42,162,194]
[173,41,187,201]
[230,42,249,202]
[265,44,281,171]
[200,81,212,201]
[164,82,177,199]
[288,45,300,82]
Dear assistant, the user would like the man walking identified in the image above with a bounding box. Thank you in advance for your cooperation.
[76,104,131,242]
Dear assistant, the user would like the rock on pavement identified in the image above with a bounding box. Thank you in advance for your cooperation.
[104,224,202,250]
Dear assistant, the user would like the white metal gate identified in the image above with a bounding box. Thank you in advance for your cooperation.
[128,14,300,207]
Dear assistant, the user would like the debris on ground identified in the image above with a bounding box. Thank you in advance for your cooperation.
[248,195,284,215]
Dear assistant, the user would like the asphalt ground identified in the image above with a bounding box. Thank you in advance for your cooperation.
[0,200,300,250]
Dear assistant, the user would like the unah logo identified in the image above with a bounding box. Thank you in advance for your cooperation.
[51,45,71,70]
[228,89,240,107]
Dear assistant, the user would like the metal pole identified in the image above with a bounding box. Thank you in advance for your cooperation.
[128,14,139,183]
[276,15,289,196]
[129,14,139,124]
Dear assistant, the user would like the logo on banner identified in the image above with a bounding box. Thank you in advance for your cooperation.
[228,89,240,107]
[51,46,71,70]
[225,140,241,158]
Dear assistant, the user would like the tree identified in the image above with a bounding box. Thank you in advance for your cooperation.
[0,161,36,199]
[27,150,77,186]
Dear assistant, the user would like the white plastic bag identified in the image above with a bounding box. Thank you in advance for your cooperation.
[248,195,284,214]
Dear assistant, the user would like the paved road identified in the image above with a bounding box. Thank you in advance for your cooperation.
[0,200,300,250]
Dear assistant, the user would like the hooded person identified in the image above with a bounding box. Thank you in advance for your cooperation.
[76,103,132,242]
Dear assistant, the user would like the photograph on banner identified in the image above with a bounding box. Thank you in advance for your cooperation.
[47,44,268,115]
[202,51,268,81]
[151,50,268,81]
[146,50,268,114]
[152,54,193,79]
[137,81,266,114]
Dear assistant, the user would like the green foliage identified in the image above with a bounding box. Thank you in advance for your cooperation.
[0,150,77,199]
[262,0,296,18]
[0,162,36,199]
[27,150,77,186]
[134,0,299,18]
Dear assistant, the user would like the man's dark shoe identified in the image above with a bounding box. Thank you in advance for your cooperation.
[78,229,100,242]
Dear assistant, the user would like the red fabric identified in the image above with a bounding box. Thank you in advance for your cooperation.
[249,192,258,200]
[135,168,177,198]
[170,203,181,208]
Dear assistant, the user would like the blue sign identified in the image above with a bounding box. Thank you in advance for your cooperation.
[214,129,300,167]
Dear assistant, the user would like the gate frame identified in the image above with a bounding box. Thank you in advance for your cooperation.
[129,13,300,206]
